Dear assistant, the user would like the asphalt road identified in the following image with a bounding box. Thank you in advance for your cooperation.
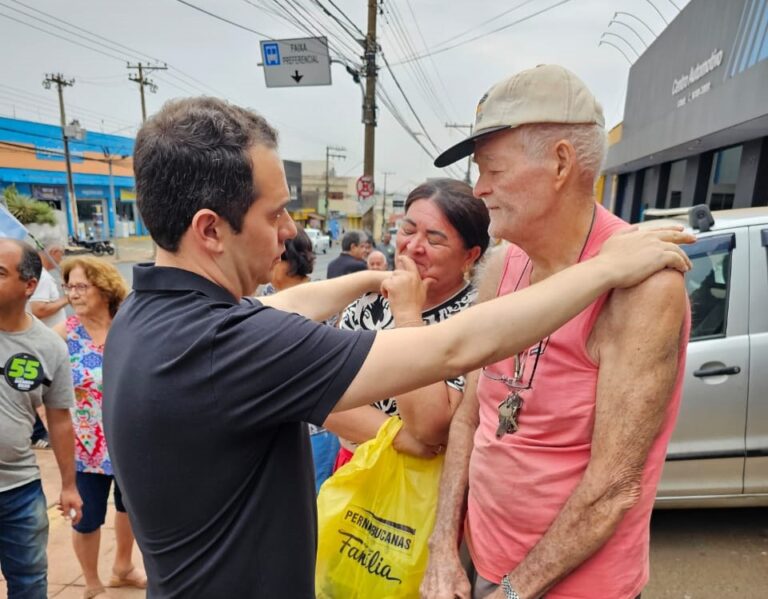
[645,507,768,598]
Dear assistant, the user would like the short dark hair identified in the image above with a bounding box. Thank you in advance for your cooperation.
[281,227,315,278]
[404,178,490,258]
[12,239,42,282]
[341,230,363,252]
[133,97,279,252]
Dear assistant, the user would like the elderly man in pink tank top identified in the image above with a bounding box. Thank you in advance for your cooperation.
[421,65,691,599]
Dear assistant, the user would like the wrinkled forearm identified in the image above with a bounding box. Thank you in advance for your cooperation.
[45,407,76,489]
[261,271,387,321]
[506,473,640,599]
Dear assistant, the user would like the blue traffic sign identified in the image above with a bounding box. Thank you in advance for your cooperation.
[263,42,281,66]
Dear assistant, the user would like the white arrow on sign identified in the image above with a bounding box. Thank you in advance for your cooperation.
[259,37,332,88]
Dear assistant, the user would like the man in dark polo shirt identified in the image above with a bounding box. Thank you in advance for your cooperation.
[326,230,368,278]
[102,97,692,598]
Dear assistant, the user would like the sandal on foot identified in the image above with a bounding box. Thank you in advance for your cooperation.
[108,566,147,589]
[83,586,108,599]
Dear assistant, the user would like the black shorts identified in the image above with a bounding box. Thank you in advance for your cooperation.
[72,471,125,534]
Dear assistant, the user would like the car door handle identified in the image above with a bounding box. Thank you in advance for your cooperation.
[693,366,741,377]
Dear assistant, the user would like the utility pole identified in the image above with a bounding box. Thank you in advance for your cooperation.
[380,170,394,237]
[361,0,379,231]
[43,73,79,238]
[128,63,167,122]
[445,123,473,184]
[325,146,346,229]
[102,146,127,242]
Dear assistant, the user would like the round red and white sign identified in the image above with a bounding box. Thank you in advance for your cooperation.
[356,175,375,198]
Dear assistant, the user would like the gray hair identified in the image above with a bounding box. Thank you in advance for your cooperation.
[341,230,365,251]
[517,123,606,187]
[1,239,43,281]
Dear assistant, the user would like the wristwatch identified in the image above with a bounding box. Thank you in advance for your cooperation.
[501,574,521,599]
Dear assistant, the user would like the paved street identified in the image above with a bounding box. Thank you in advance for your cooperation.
[646,508,768,598]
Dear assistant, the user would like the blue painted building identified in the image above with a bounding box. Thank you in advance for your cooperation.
[0,116,144,238]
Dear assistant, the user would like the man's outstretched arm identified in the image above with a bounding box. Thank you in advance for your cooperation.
[259,270,387,321]
[336,228,692,412]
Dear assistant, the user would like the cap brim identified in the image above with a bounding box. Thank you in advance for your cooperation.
[433,125,511,168]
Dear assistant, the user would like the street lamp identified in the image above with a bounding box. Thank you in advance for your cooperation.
[608,19,649,49]
[601,32,641,58]
[614,11,658,38]
[643,0,669,25]
[599,40,634,65]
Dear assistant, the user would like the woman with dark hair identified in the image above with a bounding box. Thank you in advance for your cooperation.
[326,178,490,464]
[262,227,316,295]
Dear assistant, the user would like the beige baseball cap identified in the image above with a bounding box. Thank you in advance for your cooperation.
[434,64,604,167]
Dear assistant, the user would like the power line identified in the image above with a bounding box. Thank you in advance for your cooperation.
[272,0,362,63]
[311,0,363,46]
[0,3,218,100]
[0,1,136,60]
[175,0,271,37]
[394,0,576,65]
[403,0,542,61]
[325,0,365,38]
[0,11,128,62]
[0,83,135,128]
[376,88,463,179]
[379,52,443,156]
[7,0,160,62]
[0,96,119,134]
[380,1,452,127]
[402,0,459,120]
[5,0,223,96]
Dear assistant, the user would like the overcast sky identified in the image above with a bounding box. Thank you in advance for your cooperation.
[0,0,690,194]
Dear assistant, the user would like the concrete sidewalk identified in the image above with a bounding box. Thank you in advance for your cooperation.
[0,450,145,599]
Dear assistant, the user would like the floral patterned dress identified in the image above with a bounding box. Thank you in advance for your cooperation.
[67,315,111,475]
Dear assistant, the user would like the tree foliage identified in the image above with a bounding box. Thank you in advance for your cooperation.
[3,185,57,226]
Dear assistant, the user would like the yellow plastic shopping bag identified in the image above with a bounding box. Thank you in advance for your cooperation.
[316,417,444,598]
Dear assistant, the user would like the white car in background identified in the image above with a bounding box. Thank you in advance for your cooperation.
[304,228,329,254]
